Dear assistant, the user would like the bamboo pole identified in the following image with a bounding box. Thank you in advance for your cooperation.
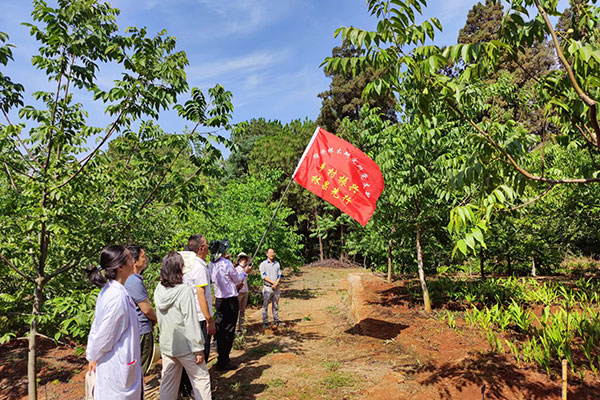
[562,359,568,400]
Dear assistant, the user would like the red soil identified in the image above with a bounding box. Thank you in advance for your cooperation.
[1,267,599,399]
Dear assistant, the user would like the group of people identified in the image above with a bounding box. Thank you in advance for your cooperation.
[85,235,283,399]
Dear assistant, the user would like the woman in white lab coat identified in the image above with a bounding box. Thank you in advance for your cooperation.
[86,245,142,399]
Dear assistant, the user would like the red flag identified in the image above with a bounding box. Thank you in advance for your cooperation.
[292,127,384,226]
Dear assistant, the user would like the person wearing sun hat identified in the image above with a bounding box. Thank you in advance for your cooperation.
[235,252,251,334]
[209,239,252,371]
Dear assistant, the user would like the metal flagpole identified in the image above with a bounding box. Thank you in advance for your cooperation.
[250,126,320,265]
[250,176,294,265]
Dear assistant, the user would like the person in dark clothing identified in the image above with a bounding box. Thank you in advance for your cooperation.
[209,239,251,371]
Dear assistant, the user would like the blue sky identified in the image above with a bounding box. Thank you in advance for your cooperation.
[0,0,547,150]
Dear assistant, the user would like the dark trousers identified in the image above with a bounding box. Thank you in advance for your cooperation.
[179,319,211,396]
[215,296,239,367]
[140,331,154,375]
[199,320,212,361]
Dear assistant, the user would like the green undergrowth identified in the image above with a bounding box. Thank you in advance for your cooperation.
[428,276,600,380]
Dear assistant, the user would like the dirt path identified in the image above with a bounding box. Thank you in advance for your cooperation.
[4,265,599,399]
[154,265,373,399]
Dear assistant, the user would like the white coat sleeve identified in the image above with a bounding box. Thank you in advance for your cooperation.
[86,293,128,362]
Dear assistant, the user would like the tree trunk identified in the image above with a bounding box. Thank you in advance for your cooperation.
[28,281,43,400]
[339,223,345,261]
[531,254,537,277]
[387,237,393,283]
[387,223,396,283]
[480,250,485,279]
[416,223,432,313]
[315,210,324,261]
[29,214,48,400]
[318,235,324,261]
[506,242,512,275]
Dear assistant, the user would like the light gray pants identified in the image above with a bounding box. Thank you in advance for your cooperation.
[237,291,248,332]
[262,285,280,323]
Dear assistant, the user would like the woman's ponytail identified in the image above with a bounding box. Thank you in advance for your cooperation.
[86,264,107,288]
[86,245,129,288]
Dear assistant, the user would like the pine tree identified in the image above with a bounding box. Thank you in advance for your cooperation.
[457,0,503,44]
[457,0,555,136]
[317,43,396,138]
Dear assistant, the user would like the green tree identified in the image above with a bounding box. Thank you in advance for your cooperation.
[324,0,600,254]
[457,0,504,45]
[176,169,304,270]
[317,42,397,137]
[225,118,284,178]
[0,1,232,397]
[342,105,463,312]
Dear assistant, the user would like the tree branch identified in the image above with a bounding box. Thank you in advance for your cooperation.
[3,158,35,179]
[55,107,128,190]
[508,184,554,211]
[2,109,43,170]
[575,124,597,148]
[43,261,78,283]
[16,332,68,346]
[446,99,600,184]
[0,252,35,284]
[509,53,543,85]
[534,0,600,145]
[3,162,19,192]
[44,51,72,173]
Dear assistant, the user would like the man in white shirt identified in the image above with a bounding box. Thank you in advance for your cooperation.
[182,234,215,360]
[179,234,215,397]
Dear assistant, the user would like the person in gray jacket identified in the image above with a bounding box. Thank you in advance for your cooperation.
[154,251,212,400]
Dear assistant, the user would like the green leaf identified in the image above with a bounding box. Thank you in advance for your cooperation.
[457,239,467,255]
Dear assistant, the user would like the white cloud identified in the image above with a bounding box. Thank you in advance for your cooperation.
[193,0,304,37]
[232,63,328,120]
[121,0,307,38]
[188,49,290,83]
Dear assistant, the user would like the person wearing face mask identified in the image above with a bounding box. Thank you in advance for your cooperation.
[124,245,157,377]
[85,245,142,400]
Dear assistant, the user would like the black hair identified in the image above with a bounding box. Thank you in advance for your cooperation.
[160,251,184,288]
[127,245,144,262]
[86,245,130,288]
[187,234,205,254]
